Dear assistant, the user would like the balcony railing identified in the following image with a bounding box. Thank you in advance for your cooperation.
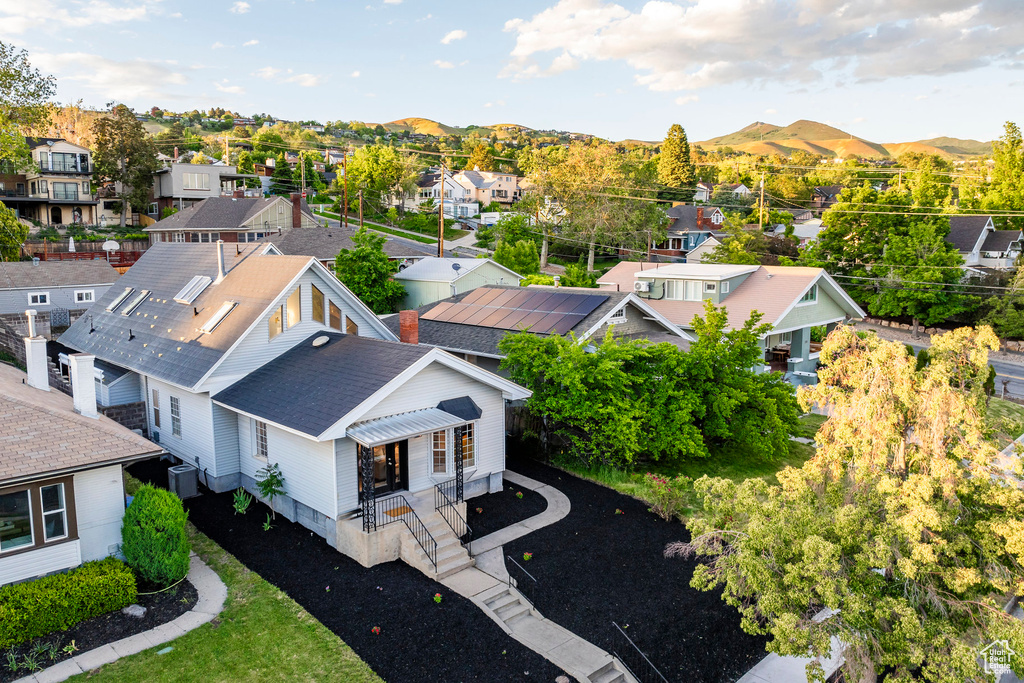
[52,188,80,201]
[38,160,92,174]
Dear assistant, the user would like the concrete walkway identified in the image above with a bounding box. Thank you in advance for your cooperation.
[15,553,226,683]
[470,470,571,555]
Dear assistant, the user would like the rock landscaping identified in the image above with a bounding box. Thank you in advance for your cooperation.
[466,481,547,538]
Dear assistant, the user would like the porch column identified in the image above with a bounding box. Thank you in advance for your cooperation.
[453,425,465,502]
[360,444,376,532]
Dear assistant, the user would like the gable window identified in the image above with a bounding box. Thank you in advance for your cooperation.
[608,308,626,322]
[152,389,161,428]
[269,305,284,340]
[75,289,94,304]
[711,212,723,224]
[286,287,301,328]
[170,396,182,437]
[329,301,342,331]
[432,430,447,474]
[41,483,67,541]
[28,292,49,305]
[0,489,32,552]
[461,423,476,468]
[254,420,269,460]
[799,284,818,304]
[311,285,325,324]
[346,316,359,336]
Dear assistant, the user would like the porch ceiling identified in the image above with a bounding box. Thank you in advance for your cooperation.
[347,407,467,447]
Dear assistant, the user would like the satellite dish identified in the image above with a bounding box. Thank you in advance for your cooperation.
[452,263,462,272]
[312,335,330,347]
[102,240,120,252]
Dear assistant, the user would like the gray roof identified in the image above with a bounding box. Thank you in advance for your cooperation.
[213,332,431,437]
[146,196,316,232]
[981,230,1022,252]
[0,260,119,290]
[60,243,314,389]
[268,226,434,262]
[383,284,631,358]
[394,258,518,283]
[665,205,723,233]
[457,170,495,189]
[947,215,992,252]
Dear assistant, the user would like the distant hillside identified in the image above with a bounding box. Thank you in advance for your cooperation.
[380,118,534,139]
[698,119,991,160]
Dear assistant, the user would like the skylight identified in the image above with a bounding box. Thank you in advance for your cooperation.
[173,275,212,304]
[200,301,238,334]
[105,287,134,312]
[120,289,150,316]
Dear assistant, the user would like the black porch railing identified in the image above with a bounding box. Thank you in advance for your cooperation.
[611,622,669,683]
[434,479,473,553]
[373,494,437,570]
[506,555,537,607]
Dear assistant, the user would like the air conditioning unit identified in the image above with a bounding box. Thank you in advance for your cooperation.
[151,430,160,443]
[634,280,651,293]
[168,464,199,499]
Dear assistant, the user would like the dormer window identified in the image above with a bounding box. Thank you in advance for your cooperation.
[711,212,723,224]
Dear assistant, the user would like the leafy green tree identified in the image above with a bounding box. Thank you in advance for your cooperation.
[657,123,695,202]
[492,239,540,276]
[269,152,293,195]
[561,259,597,287]
[869,220,965,337]
[0,201,28,261]
[346,144,414,213]
[985,121,1024,228]
[235,150,260,189]
[333,227,405,314]
[92,104,160,228]
[0,41,55,171]
[675,325,1024,683]
[466,144,495,171]
[703,214,798,266]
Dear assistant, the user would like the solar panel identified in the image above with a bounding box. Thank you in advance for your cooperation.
[494,309,531,329]
[431,303,466,322]
[420,301,453,321]
[520,291,555,310]
[488,290,521,308]
[569,295,607,316]
[461,306,495,326]
[515,311,549,330]
[534,311,567,334]
[448,305,481,324]
[427,286,611,336]
[459,288,489,306]
[472,288,506,306]
[550,314,585,335]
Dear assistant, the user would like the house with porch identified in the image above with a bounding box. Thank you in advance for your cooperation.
[597,262,865,381]
[651,205,726,260]
[946,215,1022,272]
[0,138,103,227]
[59,242,531,578]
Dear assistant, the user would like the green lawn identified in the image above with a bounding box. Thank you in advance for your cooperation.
[75,525,381,683]
[986,397,1024,450]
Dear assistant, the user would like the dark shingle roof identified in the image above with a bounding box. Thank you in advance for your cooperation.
[383,285,629,358]
[213,332,431,436]
[268,226,434,262]
[146,197,316,232]
[0,260,119,290]
[947,215,992,252]
[59,243,313,389]
[665,205,722,233]
[814,185,844,198]
[981,230,1022,252]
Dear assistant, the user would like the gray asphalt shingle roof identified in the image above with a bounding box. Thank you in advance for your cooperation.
[60,243,313,389]
[0,260,119,290]
[665,205,723,233]
[981,229,1022,252]
[947,215,992,252]
[145,196,316,232]
[268,226,434,262]
[213,332,431,437]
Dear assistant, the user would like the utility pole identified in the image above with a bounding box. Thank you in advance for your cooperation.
[897,169,903,191]
[758,170,766,230]
[342,149,348,230]
[358,189,363,229]
[223,136,228,164]
[300,152,305,197]
[438,160,446,258]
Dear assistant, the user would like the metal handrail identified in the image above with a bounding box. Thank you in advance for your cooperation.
[434,479,474,553]
[612,622,669,683]
[375,494,437,570]
[506,555,537,607]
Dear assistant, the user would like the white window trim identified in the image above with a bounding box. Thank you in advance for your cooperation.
[796,284,818,306]
[721,281,730,294]
[41,483,68,543]
[254,419,269,461]
[431,430,447,476]
[28,291,50,306]
[608,308,626,322]
[170,396,182,438]
[0,488,33,554]
[703,281,717,293]
[74,289,95,304]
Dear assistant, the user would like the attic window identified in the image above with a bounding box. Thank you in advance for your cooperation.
[173,275,212,304]
[609,308,626,321]
[200,301,237,334]
[106,287,134,312]
[120,289,150,316]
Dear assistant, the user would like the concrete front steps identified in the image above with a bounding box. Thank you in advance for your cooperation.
[399,510,474,580]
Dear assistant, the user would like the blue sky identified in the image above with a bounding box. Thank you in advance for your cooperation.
[3,0,1023,144]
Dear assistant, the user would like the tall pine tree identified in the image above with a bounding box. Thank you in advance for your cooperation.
[657,123,696,202]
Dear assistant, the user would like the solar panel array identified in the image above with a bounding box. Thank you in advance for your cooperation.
[421,288,609,335]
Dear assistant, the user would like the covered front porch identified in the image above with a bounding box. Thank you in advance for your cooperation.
[764,322,840,380]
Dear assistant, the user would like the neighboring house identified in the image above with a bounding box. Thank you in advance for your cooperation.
[597,262,865,382]
[151,162,258,216]
[790,209,814,223]
[324,150,348,166]
[773,218,824,247]
[0,260,119,337]
[694,181,715,203]
[415,170,479,218]
[651,205,726,259]
[60,242,530,576]
[267,224,434,269]
[684,234,726,263]
[946,215,1022,271]
[717,182,752,198]
[145,195,320,244]
[450,169,522,206]
[384,284,694,375]
[811,186,844,212]
[394,258,523,309]
[0,336,162,586]
[0,138,105,227]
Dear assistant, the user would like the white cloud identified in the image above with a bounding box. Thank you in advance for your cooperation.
[433,60,454,69]
[211,42,226,49]
[0,0,154,37]
[230,1,250,14]
[285,72,322,87]
[351,70,360,77]
[501,0,1024,91]
[675,95,699,105]
[764,107,778,114]
[243,39,259,46]
[253,66,282,80]
[32,51,188,101]
[253,66,322,86]
[441,29,467,44]
[215,81,245,95]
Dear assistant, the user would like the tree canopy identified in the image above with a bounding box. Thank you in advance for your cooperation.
[0,41,55,170]
[657,123,696,202]
[0,201,28,261]
[333,227,405,314]
[92,104,160,227]
[492,239,539,276]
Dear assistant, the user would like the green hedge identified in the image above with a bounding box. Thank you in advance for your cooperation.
[122,484,191,586]
[0,557,137,648]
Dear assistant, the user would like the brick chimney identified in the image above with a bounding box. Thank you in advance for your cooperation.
[232,189,244,198]
[290,193,302,228]
[69,353,98,419]
[399,310,418,344]
[696,207,705,229]
[23,309,49,392]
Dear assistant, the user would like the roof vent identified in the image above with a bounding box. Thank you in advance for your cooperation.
[174,275,212,304]
[312,335,330,348]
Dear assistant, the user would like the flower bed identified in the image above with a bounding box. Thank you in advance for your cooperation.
[466,482,547,538]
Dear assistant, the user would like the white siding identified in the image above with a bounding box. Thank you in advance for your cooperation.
[238,416,336,518]
[0,285,113,317]
[335,438,358,514]
[107,373,142,406]
[147,378,218,476]
[74,465,126,562]
[0,541,82,586]
[204,270,386,392]
[213,403,240,477]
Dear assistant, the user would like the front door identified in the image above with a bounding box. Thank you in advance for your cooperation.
[358,440,408,500]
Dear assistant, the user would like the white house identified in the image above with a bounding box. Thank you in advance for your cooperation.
[946,215,1022,271]
[60,242,530,577]
[415,170,479,218]
[394,257,523,309]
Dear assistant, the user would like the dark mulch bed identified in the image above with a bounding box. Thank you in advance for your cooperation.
[0,575,197,683]
[504,450,769,683]
[127,461,564,683]
[466,481,547,538]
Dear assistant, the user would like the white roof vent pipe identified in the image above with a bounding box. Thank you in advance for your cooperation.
[215,240,226,284]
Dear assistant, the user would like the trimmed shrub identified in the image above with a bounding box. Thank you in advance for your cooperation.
[0,557,136,648]
[121,484,191,586]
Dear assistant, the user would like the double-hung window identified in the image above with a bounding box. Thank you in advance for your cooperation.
[152,389,161,428]
[41,483,67,541]
[254,420,269,460]
[432,430,447,474]
[461,424,476,468]
[0,489,32,552]
[170,396,182,437]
